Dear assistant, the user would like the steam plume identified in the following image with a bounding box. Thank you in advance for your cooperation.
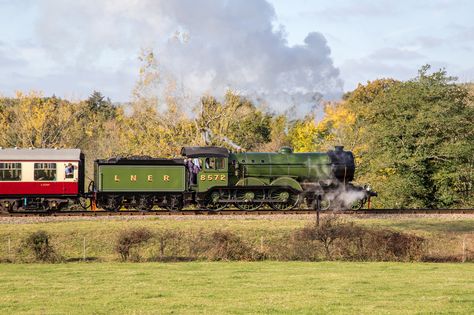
[37,0,342,113]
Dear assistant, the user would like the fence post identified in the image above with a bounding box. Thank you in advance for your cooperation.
[315,194,321,227]
[83,236,86,261]
[8,236,11,261]
[462,236,466,263]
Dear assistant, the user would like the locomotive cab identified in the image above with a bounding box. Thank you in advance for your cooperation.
[180,146,229,193]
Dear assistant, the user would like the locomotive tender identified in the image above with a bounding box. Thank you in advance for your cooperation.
[0,146,375,212]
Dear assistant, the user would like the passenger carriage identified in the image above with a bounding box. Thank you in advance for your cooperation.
[0,148,84,211]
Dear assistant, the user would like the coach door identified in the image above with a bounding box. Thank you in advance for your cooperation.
[60,161,79,194]
[197,157,228,192]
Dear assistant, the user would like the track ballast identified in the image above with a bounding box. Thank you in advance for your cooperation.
[1,208,473,217]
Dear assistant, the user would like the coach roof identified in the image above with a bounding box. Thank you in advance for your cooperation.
[0,148,82,161]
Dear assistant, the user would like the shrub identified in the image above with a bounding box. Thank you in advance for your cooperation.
[289,217,426,262]
[187,230,259,261]
[21,230,59,262]
[185,229,207,259]
[206,230,256,261]
[366,230,425,261]
[115,227,153,261]
[291,216,352,260]
[153,229,184,261]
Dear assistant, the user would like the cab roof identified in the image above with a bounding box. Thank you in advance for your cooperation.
[181,146,229,158]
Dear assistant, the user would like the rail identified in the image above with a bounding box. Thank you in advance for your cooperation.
[1,208,473,217]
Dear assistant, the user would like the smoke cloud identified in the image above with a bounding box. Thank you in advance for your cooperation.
[36,0,342,113]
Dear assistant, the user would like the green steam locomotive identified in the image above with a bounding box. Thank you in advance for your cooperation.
[94,146,376,212]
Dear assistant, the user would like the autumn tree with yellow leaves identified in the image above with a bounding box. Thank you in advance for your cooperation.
[0,91,96,149]
[1,61,472,208]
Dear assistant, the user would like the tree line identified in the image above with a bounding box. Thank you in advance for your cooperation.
[0,61,472,208]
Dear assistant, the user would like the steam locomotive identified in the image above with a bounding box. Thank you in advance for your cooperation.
[0,146,376,212]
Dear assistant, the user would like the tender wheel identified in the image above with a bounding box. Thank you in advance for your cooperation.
[268,189,300,210]
[235,189,264,211]
[165,195,183,212]
[102,195,123,212]
[137,195,154,212]
[199,190,228,212]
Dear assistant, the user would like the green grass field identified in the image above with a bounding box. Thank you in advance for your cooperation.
[0,261,473,314]
[0,217,473,313]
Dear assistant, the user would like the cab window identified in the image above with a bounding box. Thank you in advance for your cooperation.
[215,158,225,170]
[204,158,225,170]
[34,163,57,181]
[0,163,22,181]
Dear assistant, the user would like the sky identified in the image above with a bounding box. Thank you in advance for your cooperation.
[270,0,474,90]
[0,0,473,112]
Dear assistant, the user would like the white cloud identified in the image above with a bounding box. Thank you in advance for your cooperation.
[340,58,414,91]
[369,48,425,60]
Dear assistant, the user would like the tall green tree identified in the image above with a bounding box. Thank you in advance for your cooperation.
[87,91,116,119]
[350,66,474,208]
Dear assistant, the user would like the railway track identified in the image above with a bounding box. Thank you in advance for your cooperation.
[1,208,474,217]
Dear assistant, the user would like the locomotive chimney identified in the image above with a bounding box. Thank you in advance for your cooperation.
[335,146,344,152]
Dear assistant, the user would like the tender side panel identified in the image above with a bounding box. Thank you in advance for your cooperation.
[98,165,185,192]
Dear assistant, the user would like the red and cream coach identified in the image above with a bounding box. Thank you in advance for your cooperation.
[0,148,84,212]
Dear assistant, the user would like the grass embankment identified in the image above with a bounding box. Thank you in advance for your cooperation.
[0,261,473,314]
[358,217,474,261]
[0,216,473,262]
[0,218,304,262]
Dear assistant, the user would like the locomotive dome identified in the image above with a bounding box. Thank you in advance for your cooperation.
[278,146,293,154]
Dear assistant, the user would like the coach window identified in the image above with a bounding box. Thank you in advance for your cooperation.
[0,163,22,181]
[34,163,57,181]
[64,163,75,179]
